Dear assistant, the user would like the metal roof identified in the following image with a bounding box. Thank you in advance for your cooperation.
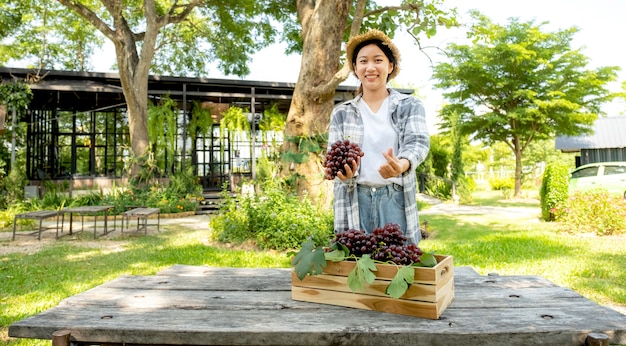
[0,67,416,114]
[555,116,626,152]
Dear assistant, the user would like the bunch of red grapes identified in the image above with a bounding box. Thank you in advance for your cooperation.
[323,140,364,180]
[330,223,424,266]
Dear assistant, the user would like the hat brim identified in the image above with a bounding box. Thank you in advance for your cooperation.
[345,29,401,80]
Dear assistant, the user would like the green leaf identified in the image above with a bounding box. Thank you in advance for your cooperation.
[419,252,438,267]
[386,266,415,299]
[329,242,350,256]
[324,249,346,262]
[291,240,327,280]
[347,255,377,293]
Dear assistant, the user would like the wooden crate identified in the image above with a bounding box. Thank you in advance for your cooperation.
[291,255,454,319]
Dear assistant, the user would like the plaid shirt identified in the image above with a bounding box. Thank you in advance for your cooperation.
[328,89,430,244]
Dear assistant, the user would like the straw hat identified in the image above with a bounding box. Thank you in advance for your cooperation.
[345,29,401,80]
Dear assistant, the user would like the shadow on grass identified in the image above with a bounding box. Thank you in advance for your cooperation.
[1,227,291,338]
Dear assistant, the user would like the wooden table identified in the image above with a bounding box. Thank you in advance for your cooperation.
[8,265,626,346]
[60,205,115,239]
[12,210,60,240]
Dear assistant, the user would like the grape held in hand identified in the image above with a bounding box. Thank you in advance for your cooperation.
[323,140,364,180]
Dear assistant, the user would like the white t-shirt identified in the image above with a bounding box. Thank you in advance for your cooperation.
[357,97,402,186]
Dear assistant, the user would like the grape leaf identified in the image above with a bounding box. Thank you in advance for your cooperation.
[386,265,415,298]
[347,255,377,293]
[329,242,350,255]
[291,240,327,280]
[419,252,437,267]
[324,248,347,262]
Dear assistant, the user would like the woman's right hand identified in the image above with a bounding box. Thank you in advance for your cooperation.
[337,157,360,181]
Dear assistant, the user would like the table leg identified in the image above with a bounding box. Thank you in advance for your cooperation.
[104,210,108,236]
[69,213,73,235]
[93,213,97,239]
[52,329,71,346]
[61,213,65,236]
[38,219,43,240]
[12,216,18,241]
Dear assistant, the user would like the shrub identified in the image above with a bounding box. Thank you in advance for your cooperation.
[0,203,32,229]
[32,178,200,215]
[166,167,203,197]
[210,179,334,251]
[69,191,104,208]
[539,162,570,221]
[488,177,514,191]
[553,189,626,236]
[455,176,476,204]
[209,191,256,244]
[0,166,28,207]
[419,174,452,200]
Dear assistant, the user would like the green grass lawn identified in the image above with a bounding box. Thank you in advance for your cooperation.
[420,213,625,308]
[1,191,625,345]
[1,228,291,345]
[467,188,541,207]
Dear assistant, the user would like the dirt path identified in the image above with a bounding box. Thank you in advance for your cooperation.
[418,194,541,221]
[0,214,212,256]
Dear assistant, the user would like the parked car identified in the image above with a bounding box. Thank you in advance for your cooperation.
[568,162,626,198]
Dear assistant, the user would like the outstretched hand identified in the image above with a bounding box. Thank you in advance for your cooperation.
[378,148,410,179]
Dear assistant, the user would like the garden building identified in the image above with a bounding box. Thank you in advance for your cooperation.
[555,116,626,167]
[0,67,415,201]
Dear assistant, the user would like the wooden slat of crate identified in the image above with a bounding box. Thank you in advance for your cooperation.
[290,268,452,301]
[291,255,455,319]
[321,255,452,284]
[292,276,454,319]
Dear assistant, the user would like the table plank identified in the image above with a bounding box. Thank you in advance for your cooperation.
[10,304,626,345]
[9,266,626,346]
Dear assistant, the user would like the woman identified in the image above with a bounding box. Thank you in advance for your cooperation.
[328,29,430,244]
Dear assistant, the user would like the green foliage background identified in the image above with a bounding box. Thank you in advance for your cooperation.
[210,180,334,250]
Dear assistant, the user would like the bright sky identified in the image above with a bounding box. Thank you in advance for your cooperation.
[94,1,626,133]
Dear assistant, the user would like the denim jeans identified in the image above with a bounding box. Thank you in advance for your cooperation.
[357,183,406,233]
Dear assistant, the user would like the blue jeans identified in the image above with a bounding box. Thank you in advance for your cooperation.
[357,183,406,233]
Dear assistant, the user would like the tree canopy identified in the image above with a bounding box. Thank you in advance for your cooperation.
[0,0,103,71]
[1,0,457,199]
[432,11,620,197]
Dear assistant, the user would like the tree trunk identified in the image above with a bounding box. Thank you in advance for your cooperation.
[513,137,523,198]
[285,0,352,204]
[117,53,146,155]
[56,0,198,179]
[111,3,161,178]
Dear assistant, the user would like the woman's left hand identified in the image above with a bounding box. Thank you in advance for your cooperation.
[378,148,410,179]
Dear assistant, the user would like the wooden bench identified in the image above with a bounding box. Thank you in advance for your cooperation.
[121,208,160,235]
[12,210,61,241]
[60,205,115,239]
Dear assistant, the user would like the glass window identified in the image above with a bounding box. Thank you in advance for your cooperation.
[571,166,599,179]
[603,165,626,176]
